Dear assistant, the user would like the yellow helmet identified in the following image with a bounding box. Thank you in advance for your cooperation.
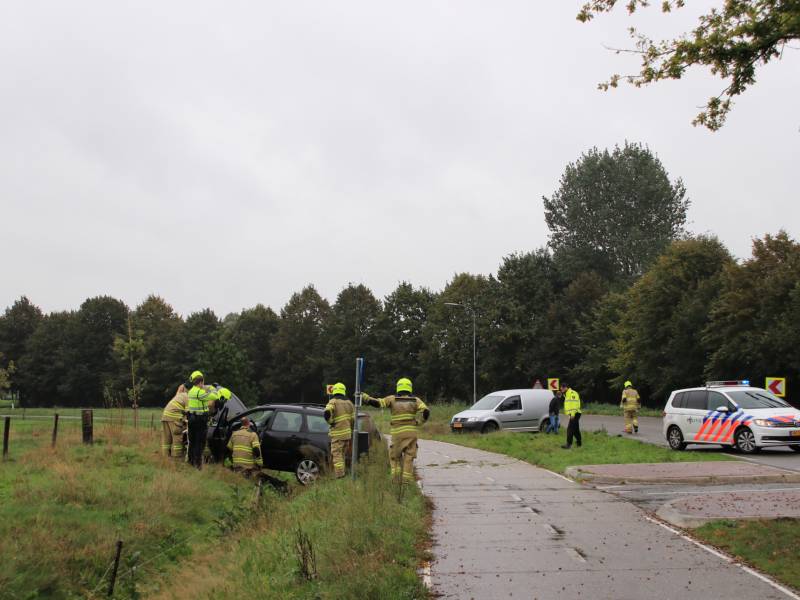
[190,370,204,382]
[624,380,633,388]
[218,387,232,400]
[332,382,347,396]
[396,377,413,394]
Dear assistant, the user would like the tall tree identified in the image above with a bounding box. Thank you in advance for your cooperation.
[0,296,43,394]
[543,142,689,283]
[578,1,800,130]
[18,312,79,406]
[612,236,733,401]
[133,295,185,405]
[225,304,280,403]
[269,286,331,403]
[704,231,800,403]
[177,309,223,380]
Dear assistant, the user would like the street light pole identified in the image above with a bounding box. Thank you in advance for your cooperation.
[444,302,477,405]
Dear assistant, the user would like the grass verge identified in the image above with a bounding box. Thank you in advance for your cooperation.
[694,519,800,591]
[427,429,733,474]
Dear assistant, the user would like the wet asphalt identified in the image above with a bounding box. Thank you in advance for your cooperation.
[417,439,795,599]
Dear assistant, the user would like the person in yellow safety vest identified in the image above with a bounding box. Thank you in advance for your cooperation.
[324,382,355,478]
[560,382,582,449]
[161,384,188,459]
[226,417,263,476]
[621,380,641,434]
[363,377,430,484]
[186,370,219,469]
[212,387,231,417]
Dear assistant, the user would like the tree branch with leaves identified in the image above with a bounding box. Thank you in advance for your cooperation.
[578,0,800,130]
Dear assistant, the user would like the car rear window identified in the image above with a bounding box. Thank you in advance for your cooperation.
[272,411,303,432]
[685,390,707,410]
[672,392,686,408]
[307,414,329,433]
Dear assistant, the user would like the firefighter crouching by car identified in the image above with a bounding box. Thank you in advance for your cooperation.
[363,378,429,484]
[226,417,263,476]
[186,370,219,469]
[161,384,188,459]
[324,382,355,478]
[621,380,640,434]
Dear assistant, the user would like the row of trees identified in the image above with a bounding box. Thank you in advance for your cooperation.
[2,143,797,407]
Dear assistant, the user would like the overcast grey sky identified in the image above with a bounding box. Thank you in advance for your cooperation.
[2,1,798,317]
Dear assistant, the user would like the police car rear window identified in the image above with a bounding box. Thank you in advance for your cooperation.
[685,390,707,410]
[672,392,686,408]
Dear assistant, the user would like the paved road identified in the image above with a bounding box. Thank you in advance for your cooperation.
[417,439,795,599]
[581,414,800,473]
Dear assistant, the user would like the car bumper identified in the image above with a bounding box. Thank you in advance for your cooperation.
[451,421,484,432]
[754,430,800,446]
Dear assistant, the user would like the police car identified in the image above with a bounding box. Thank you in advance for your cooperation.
[663,381,800,454]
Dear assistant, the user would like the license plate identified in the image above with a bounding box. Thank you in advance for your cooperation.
[791,430,800,438]
[453,422,463,429]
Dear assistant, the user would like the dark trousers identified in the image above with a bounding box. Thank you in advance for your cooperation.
[566,413,582,447]
[187,413,208,468]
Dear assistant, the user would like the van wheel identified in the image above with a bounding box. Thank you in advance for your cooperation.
[482,421,499,434]
[539,420,548,433]
[734,428,759,454]
[667,426,686,451]
[295,458,321,485]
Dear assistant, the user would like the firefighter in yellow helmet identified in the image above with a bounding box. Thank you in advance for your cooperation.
[160,384,188,459]
[226,416,263,476]
[363,378,429,484]
[324,382,355,478]
[186,370,220,469]
[621,380,641,434]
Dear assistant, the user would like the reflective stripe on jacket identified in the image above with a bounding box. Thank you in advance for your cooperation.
[161,392,188,422]
[187,385,219,414]
[564,389,581,417]
[324,397,355,440]
[374,395,428,436]
[227,429,263,468]
[621,388,640,410]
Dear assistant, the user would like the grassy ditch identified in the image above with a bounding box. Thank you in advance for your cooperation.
[150,441,430,600]
[426,429,733,474]
[694,519,800,591]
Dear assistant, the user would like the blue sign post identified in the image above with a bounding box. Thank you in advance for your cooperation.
[351,357,365,480]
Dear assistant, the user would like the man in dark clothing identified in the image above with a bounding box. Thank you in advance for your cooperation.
[545,390,561,433]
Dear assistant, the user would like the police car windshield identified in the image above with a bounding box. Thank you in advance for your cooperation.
[471,395,504,410]
[727,390,790,409]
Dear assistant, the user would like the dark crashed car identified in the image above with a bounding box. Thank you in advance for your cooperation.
[208,399,380,485]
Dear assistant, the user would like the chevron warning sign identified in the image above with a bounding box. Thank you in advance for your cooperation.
[547,378,560,391]
[766,377,786,397]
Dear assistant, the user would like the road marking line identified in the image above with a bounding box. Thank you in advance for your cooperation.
[465,464,472,469]
[643,487,800,496]
[566,548,586,563]
[643,516,800,600]
[542,524,558,535]
[596,485,627,490]
[510,494,522,502]
[420,561,432,589]
[548,471,577,484]
[523,506,534,512]
[486,476,495,482]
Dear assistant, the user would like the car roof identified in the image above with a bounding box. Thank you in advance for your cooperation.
[487,389,552,396]
[671,386,762,394]
[249,403,325,413]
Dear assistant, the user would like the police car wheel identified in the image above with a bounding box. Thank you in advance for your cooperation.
[734,428,759,454]
[296,458,321,485]
[667,426,686,451]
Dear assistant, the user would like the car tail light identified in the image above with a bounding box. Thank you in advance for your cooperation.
[662,411,667,417]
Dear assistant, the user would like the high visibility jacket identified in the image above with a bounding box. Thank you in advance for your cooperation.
[187,385,219,415]
[161,391,188,423]
[324,397,355,441]
[564,389,581,417]
[227,429,263,469]
[621,388,640,410]
[367,394,428,436]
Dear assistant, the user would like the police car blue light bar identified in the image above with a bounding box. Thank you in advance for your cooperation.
[705,380,750,387]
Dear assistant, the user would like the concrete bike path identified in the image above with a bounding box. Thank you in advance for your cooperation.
[416,439,797,600]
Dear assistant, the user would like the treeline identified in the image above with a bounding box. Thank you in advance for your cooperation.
[1,143,798,408]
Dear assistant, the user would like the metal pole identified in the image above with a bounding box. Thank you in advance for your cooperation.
[350,357,364,481]
[472,310,477,405]
[3,416,9,460]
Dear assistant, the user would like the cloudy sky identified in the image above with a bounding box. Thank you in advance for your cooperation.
[2,1,798,317]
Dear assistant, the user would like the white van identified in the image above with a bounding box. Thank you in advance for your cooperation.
[450,389,554,433]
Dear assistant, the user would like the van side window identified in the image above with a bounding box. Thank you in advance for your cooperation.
[672,392,686,409]
[498,396,521,411]
[685,390,708,410]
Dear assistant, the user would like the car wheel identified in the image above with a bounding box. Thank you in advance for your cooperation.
[667,426,687,451]
[295,458,321,485]
[539,420,548,433]
[734,427,759,454]
[482,421,499,434]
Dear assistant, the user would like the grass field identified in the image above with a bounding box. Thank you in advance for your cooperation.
[694,519,800,591]
[0,411,429,599]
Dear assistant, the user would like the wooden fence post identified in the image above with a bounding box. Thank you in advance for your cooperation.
[82,409,93,445]
[3,417,9,460]
[108,539,124,597]
[51,413,59,448]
